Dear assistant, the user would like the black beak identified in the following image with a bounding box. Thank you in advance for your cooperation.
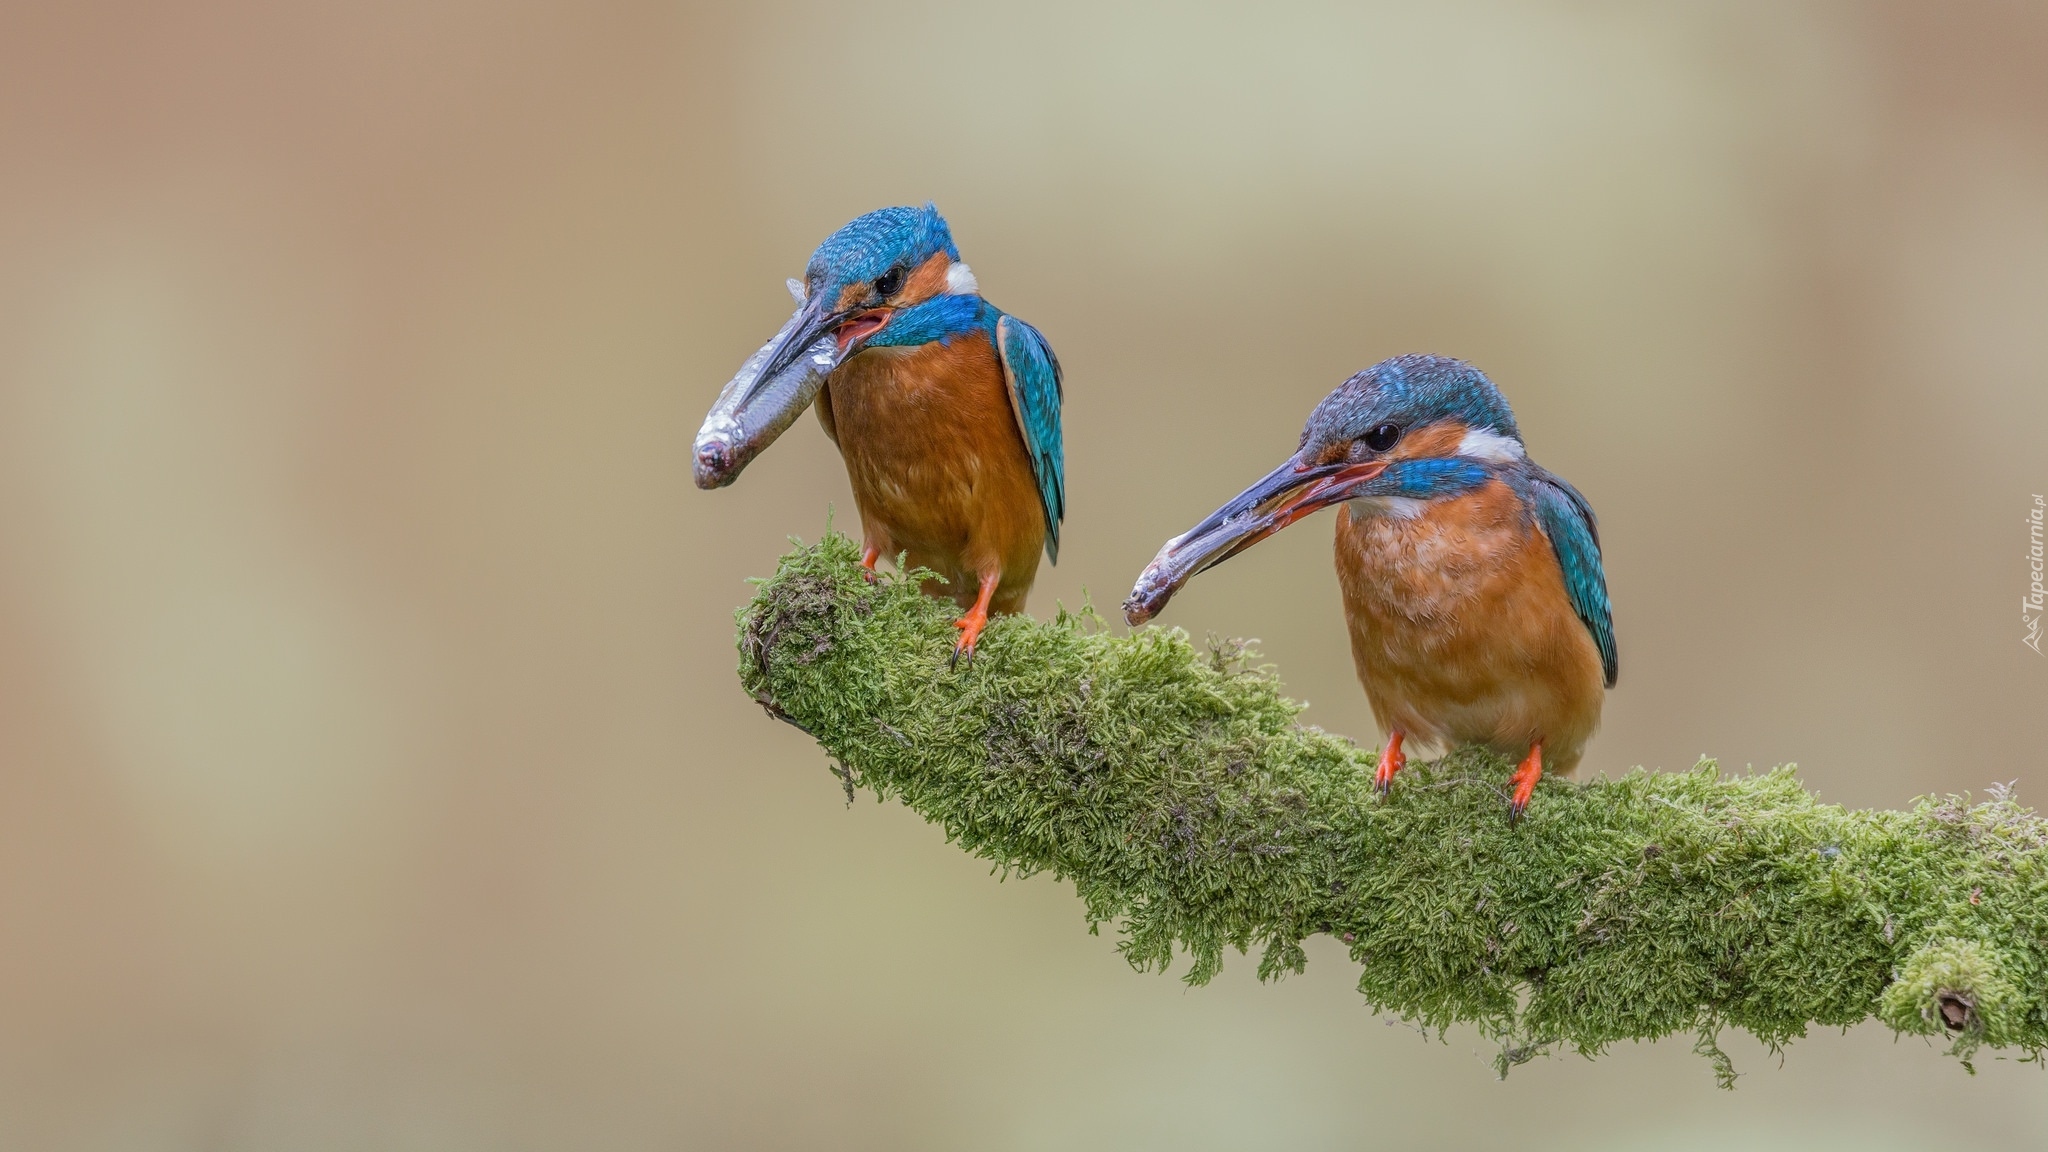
[747,294,846,405]
[1123,453,1390,625]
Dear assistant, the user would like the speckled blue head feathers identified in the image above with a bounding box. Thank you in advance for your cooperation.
[805,203,958,299]
[1303,354,1520,453]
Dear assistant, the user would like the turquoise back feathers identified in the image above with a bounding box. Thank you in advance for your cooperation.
[995,315,1065,562]
[1525,470,1618,687]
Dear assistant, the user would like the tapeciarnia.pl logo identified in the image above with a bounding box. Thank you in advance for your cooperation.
[2027,494,2045,655]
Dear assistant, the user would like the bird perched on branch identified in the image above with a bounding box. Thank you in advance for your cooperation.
[694,204,1064,663]
[1124,355,1615,820]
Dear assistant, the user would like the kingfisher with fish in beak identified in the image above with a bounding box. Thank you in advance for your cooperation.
[695,204,1065,664]
[1124,355,1616,821]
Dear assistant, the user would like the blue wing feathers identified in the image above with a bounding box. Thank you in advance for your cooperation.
[994,313,1066,563]
[1532,471,1617,687]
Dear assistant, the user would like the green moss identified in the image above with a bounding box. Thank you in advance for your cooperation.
[737,533,2048,1077]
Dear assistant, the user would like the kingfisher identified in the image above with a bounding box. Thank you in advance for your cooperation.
[694,204,1064,662]
[1123,355,1615,820]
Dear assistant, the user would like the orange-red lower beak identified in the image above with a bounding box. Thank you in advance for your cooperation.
[1260,458,1390,533]
[834,308,895,354]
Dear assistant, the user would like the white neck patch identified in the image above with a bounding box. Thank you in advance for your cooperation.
[945,261,978,295]
[1456,427,1524,463]
[1348,495,1429,521]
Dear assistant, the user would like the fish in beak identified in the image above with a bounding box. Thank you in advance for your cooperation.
[693,274,906,489]
[692,280,843,490]
[1123,453,1391,625]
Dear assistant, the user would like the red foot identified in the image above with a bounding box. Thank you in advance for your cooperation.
[1508,743,1544,824]
[860,544,881,584]
[951,608,990,666]
[1374,730,1407,796]
[950,575,1000,669]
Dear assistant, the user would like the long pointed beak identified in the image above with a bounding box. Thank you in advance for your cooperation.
[1123,454,1390,625]
[692,298,842,489]
[751,292,848,400]
[752,287,898,398]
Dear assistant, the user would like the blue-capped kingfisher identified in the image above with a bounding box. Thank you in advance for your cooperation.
[1124,355,1615,820]
[694,204,1065,662]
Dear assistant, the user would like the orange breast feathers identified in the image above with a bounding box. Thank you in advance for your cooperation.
[816,332,1047,614]
[1334,478,1607,774]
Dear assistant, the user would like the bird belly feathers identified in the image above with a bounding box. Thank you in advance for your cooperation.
[819,333,1045,613]
[1335,479,1606,774]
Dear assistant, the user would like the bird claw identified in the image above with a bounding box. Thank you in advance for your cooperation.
[860,545,882,585]
[947,576,999,672]
[950,609,989,670]
[1507,744,1543,825]
[1373,731,1406,798]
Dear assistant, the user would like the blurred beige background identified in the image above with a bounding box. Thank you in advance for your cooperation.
[2,2,2045,1148]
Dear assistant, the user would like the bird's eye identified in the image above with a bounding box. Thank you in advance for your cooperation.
[1364,423,1402,452]
[873,268,904,297]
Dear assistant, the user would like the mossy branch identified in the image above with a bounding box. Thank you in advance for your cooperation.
[737,533,2048,1079]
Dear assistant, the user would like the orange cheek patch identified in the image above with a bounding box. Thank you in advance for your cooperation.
[899,252,953,305]
[1390,422,1468,461]
[836,252,954,314]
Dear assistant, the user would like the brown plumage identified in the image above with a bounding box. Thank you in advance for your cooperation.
[1335,478,1606,778]
[816,330,1047,636]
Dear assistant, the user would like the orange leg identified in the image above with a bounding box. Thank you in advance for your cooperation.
[1374,729,1406,796]
[1508,742,1544,824]
[950,572,1001,668]
[860,543,882,584]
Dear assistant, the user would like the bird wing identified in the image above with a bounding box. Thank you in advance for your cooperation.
[1532,471,1618,687]
[994,313,1066,562]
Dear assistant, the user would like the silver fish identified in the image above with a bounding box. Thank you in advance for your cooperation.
[693,279,841,489]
